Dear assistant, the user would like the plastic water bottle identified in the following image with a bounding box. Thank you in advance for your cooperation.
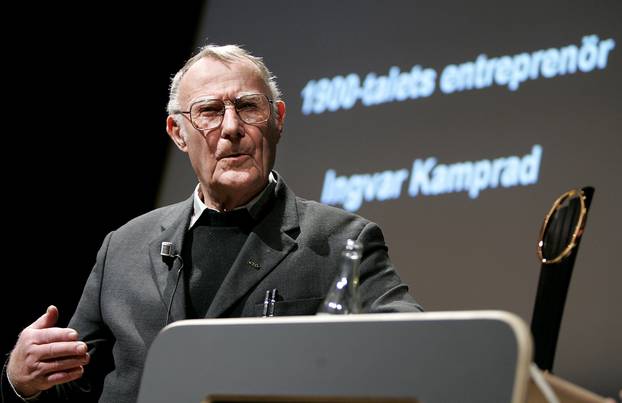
[317,239,363,314]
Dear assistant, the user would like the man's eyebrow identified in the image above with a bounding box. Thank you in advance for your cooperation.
[188,95,220,104]
[188,92,262,104]
[189,91,263,104]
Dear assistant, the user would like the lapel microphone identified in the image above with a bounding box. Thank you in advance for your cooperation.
[160,241,176,258]
[160,242,185,326]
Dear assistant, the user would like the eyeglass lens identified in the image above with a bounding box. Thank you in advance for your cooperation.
[189,94,270,130]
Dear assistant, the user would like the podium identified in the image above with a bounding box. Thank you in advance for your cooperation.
[138,311,532,403]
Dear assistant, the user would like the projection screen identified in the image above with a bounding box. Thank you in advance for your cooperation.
[158,1,621,396]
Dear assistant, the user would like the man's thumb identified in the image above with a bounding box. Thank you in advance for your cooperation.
[29,305,59,329]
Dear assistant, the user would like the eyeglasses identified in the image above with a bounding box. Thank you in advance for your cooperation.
[536,188,588,264]
[173,94,273,133]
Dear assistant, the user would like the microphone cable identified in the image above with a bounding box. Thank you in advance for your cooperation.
[165,255,184,327]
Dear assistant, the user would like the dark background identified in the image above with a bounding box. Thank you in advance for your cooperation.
[3,2,204,355]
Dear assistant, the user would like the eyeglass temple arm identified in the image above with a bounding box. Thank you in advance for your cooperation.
[530,186,594,372]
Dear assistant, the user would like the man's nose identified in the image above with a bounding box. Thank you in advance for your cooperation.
[220,105,242,139]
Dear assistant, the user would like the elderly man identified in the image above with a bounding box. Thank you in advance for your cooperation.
[2,44,421,403]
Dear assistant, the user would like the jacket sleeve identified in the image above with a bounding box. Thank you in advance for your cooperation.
[356,221,424,313]
[59,231,116,402]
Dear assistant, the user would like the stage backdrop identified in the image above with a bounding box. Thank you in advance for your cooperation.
[158,1,621,397]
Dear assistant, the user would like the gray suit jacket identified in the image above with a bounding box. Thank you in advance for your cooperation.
[4,175,421,403]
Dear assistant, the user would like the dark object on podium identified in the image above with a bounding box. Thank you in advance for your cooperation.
[531,186,595,372]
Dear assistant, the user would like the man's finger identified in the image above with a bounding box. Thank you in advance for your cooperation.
[35,341,87,361]
[44,365,84,386]
[31,328,79,345]
[37,354,90,375]
[28,306,59,330]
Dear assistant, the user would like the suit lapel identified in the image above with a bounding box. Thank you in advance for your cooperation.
[206,180,300,317]
[147,197,193,317]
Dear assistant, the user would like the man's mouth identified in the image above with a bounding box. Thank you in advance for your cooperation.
[219,153,247,161]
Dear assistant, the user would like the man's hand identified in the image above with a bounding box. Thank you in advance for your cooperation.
[6,306,89,398]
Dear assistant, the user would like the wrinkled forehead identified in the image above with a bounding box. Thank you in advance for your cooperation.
[178,57,269,106]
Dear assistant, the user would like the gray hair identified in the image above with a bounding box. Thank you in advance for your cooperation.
[167,43,282,115]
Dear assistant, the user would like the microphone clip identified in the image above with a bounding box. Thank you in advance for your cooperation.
[160,241,176,258]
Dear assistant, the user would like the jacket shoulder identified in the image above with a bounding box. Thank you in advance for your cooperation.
[111,198,191,240]
[295,197,379,240]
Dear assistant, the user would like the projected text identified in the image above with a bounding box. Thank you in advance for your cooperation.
[301,35,615,115]
[320,145,543,212]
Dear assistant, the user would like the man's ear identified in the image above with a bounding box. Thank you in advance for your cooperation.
[274,100,286,136]
[166,115,188,151]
